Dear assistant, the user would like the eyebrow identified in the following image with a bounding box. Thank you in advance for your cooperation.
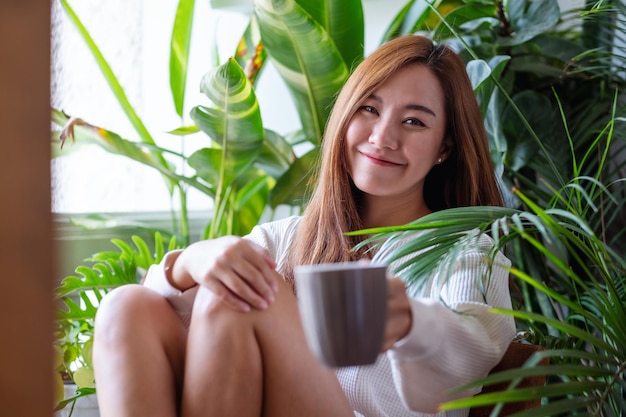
[369,94,437,117]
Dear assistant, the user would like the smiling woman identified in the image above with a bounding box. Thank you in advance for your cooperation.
[345,63,449,223]
[92,35,516,417]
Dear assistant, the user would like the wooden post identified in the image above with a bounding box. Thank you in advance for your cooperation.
[0,1,53,415]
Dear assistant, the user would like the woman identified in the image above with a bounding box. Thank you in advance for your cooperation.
[93,35,516,417]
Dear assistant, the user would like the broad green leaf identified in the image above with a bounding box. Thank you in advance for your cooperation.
[190,58,264,183]
[531,34,587,64]
[432,4,496,41]
[233,173,271,235]
[254,0,349,143]
[63,213,175,241]
[501,0,560,46]
[269,146,320,208]
[466,59,492,91]
[255,129,296,179]
[170,0,195,117]
[475,55,510,111]
[295,0,364,69]
[187,148,221,193]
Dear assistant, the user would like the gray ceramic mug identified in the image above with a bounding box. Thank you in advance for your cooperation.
[294,261,388,367]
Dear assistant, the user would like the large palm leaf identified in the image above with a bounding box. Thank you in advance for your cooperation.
[350,186,625,416]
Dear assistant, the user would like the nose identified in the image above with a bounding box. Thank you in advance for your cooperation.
[368,117,399,150]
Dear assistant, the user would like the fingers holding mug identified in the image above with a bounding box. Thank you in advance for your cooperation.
[382,277,413,352]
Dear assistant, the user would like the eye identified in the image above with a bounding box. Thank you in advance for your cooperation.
[359,105,378,115]
[404,117,425,127]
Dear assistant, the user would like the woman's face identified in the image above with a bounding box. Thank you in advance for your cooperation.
[345,63,448,207]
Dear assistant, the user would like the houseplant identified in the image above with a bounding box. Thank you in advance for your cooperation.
[350,0,626,414]
[53,0,625,414]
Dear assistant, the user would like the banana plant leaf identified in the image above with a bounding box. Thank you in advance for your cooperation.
[255,128,296,179]
[254,0,349,143]
[51,108,213,196]
[295,0,365,70]
[190,57,264,185]
[269,146,320,208]
[232,172,271,236]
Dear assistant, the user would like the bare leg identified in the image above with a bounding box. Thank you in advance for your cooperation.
[93,285,187,417]
[182,279,354,417]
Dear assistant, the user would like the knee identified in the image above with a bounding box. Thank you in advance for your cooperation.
[95,284,164,344]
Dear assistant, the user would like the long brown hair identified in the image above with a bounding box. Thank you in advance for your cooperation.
[283,35,502,285]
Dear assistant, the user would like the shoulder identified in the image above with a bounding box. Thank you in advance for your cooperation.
[246,215,302,241]
[244,216,302,269]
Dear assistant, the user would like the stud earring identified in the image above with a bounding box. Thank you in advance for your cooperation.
[438,158,442,163]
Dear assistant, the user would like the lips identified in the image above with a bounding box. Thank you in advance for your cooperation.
[359,150,403,166]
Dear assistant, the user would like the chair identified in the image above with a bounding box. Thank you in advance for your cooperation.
[469,342,548,417]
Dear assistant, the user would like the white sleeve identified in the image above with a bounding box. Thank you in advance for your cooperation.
[143,249,198,317]
[386,241,516,413]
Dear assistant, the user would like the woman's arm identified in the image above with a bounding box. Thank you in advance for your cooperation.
[142,236,278,314]
[142,216,302,315]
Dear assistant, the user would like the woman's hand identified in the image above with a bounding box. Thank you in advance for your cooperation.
[382,277,413,351]
[173,236,279,312]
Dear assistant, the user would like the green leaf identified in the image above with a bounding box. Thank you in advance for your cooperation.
[380,0,434,44]
[466,59,492,91]
[255,129,295,179]
[187,148,221,193]
[51,109,212,196]
[166,124,200,136]
[254,0,349,143]
[475,55,510,111]
[54,387,97,411]
[233,173,271,235]
[170,0,195,117]
[502,91,554,172]
[190,58,264,183]
[295,0,364,69]
[432,4,496,41]
[501,0,560,46]
[269,146,319,208]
